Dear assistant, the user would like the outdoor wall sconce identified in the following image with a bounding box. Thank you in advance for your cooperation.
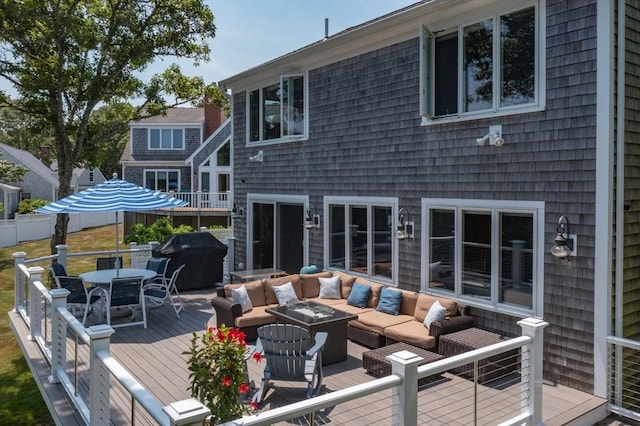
[231,204,244,220]
[476,125,504,146]
[304,206,320,229]
[395,208,414,240]
[249,150,263,162]
[549,215,577,260]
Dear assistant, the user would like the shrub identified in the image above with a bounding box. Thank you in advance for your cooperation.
[124,217,193,244]
[16,198,48,214]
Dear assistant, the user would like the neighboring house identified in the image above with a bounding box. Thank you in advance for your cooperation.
[220,0,639,414]
[0,142,58,219]
[121,102,232,228]
[50,161,107,192]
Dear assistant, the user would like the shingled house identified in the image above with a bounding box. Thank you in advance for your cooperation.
[219,0,640,412]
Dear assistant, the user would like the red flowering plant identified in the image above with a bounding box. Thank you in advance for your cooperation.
[184,326,263,424]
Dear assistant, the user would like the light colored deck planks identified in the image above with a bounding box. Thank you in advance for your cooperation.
[25,291,606,425]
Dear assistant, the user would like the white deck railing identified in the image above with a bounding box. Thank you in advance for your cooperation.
[13,248,548,426]
[607,336,640,422]
[167,191,231,210]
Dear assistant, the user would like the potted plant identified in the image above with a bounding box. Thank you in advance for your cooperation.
[184,326,262,424]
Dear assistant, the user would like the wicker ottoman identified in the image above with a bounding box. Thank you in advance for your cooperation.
[362,342,444,383]
[439,327,518,384]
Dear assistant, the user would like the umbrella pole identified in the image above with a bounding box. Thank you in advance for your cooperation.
[116,211,120,276]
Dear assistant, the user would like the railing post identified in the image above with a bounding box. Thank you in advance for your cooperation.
[13,251,26,312]
[163,398,211,426]
[387,350,422,426]
[56,244,68,270]
[48,288,70,384]
[517,317,549,426]
[87,325,116,426]
[28,266,44,341]
[196,191,202,209]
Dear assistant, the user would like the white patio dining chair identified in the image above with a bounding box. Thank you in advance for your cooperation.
[252,324,327,404]
[143,264,185,318]
[106,276,147,328]
[51,273,103,326]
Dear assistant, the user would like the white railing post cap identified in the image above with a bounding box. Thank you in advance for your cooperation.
[86,324,116,339]
[517,317,549,328]
[387,350,423,365]
[163,398,210,425]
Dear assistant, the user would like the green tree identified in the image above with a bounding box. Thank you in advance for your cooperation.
[0,0,226,253]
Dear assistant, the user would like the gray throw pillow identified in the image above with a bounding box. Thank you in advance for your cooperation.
[231,285,253,313]
[318,276,341,299]
[272,282,299,305]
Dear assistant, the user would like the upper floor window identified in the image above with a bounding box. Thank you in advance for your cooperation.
[420,3,540,121]
[423,199,543,316]
[88,171,94,182]
[149,128,184,150]
[248,74,306,143]
[327,197,397,284]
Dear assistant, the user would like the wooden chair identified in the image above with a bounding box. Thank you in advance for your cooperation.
[144,264,185,318]
[252,324,327,404]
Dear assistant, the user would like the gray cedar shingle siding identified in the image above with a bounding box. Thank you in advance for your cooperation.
[231,0,599,391]
[192,122,231,169]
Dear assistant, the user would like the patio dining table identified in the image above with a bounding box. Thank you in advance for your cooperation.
[80,268,157,286]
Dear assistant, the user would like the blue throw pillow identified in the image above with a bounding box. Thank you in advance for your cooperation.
[299,265,319,274]
[346,282,371,308]
[376,287,403,315]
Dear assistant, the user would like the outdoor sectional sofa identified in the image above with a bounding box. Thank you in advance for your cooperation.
[211,271,474,352]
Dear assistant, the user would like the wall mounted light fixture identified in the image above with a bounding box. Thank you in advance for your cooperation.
[231,204,244,220]
[395,208,414,240]
[304,206,320,229]
[249,150,263,162]
[549,215,576,260]
[476,125,505,146]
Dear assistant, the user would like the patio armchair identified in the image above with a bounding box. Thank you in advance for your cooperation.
[96,256,123,270]
[145,257,171,285]
[252,324,327,404]
[144,264,185,318]
[106,276,147,328]
[51,274,103,326]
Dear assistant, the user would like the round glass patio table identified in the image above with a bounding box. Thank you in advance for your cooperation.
[80,268,157,285]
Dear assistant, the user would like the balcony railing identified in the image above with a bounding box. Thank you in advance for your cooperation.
[12,248,548,426]
[164,191,231,210]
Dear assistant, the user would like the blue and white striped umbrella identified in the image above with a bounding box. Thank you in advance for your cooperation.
[37,174,188,270]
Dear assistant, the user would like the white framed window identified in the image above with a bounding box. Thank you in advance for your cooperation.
[144,169,180,191]
[420,1,543,123]
[421,199,544,316]
[247,74,306,143]
[148,128,184,150]
[325,196,398,284]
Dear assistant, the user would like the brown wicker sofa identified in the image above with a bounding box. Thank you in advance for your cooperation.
[210,270,473,350]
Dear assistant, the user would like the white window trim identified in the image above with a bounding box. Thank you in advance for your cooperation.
[420,0,546,126]
[245,72,309,146]
[420,198,544,317]
[147,127,186,150]
[143,169,181,192]
[324,196,399,285]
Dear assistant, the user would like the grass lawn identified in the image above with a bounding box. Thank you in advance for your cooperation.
[0,225,123,425]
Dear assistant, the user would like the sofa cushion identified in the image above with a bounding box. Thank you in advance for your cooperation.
[366,281,385,308]
[399,291,419,316]
[224,279,266,307]
[272,282,299,305]
[349,311,414,335]
[233,305,276,329]
[265,275,302,305]
[332,271,357,299]
[319,276,342,299]
[376,287,403,315]
[300,271,332,299]
[299,265,319,274]
[384,321,437,350]
[347,282,371,308]
[231,285,253,313]
[414,294,458,323]
[423,300,446,329]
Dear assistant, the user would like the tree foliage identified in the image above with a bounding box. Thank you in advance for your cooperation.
[0,153,28,184]
[0,0,225,252]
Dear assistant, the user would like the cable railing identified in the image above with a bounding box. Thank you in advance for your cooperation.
[607,336,640,422]
[13,249,548,426]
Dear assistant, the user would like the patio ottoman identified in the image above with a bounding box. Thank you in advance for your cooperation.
[438,327,518,384]
[362,342,444,384]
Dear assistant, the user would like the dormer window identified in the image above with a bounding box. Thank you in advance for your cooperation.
[247,74,306,143]
[149,128,184,149]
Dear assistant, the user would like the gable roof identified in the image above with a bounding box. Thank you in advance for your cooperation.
[131,108,205,125]
[0,143,59,187]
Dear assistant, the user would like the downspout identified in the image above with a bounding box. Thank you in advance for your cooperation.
[613,0,626,405]
[594,0,616,398]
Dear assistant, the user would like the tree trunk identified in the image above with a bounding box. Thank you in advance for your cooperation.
[51,213,69,254]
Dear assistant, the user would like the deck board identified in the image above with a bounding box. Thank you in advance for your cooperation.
[14,290,606,425]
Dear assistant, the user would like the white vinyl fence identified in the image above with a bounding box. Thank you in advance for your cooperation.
[0,212,116,248]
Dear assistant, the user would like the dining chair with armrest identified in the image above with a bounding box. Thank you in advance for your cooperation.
[144,264,185,318]
[107,276,147,328]
[145,257,170,285]
[96,256,123,270]
[52,274,103,326]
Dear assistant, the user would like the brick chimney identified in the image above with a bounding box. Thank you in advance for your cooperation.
[204,95,225,139]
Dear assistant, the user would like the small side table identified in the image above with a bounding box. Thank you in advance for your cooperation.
[362,342,444,384]
[438,327,518,384]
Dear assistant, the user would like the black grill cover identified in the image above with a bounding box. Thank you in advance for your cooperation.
[152,232,228,291]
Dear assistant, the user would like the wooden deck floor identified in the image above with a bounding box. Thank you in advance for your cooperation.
[15,290,607,425]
